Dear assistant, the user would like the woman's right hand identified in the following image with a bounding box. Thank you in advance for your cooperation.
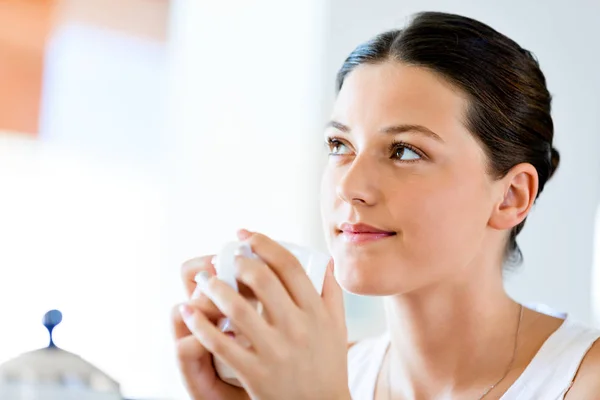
[172,254,250,400]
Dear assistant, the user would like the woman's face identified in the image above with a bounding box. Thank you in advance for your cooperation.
[321,62,500,296]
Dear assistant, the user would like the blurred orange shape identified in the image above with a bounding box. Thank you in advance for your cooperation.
[0,0,57,136]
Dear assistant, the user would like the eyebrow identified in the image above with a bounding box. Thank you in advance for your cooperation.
[325,120,444,143]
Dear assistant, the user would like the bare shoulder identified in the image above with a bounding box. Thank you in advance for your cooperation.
[565,337,600,398]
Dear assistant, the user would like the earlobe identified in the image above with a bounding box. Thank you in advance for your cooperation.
[488,164,539,231]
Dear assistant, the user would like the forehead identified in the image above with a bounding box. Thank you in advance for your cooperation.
[332,62,468,139]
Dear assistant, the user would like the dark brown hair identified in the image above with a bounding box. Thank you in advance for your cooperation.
[336,11,560,265]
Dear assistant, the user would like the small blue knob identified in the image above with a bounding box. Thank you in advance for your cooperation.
[43,310,62,348]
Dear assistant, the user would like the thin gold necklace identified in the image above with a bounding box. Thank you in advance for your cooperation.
[387,304,524,400]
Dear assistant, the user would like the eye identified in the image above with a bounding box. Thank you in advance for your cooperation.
[326,137,351,155]
[390,142,422,161]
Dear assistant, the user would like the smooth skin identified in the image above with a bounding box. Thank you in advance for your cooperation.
[173,62,600,399]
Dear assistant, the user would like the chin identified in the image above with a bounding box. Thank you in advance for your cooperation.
[332,252,400,296]
[337,276,387,296]
[331,244,434,296]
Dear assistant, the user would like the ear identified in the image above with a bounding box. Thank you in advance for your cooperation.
[488,163,539,231]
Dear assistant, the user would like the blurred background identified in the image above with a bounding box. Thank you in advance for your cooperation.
[0,0,599,398]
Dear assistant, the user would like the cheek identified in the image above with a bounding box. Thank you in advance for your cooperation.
[394,169,491,263]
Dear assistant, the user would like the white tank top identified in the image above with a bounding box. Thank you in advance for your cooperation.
[347,306,600,399]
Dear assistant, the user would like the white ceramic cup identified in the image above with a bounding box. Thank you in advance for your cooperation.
[204,241,330,387]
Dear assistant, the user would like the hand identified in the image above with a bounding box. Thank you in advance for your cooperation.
[172,253,250,400]
[180,231,350,400]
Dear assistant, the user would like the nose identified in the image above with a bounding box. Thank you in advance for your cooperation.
[336,154,380,206]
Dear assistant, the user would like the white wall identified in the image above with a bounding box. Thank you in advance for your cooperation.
[323,0,600,326]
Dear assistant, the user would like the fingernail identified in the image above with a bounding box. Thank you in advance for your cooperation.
[210,255,218,265]
[194,271,211,292]
[218,318,233,332]
[179,304,194,321]
[237,229,252,240]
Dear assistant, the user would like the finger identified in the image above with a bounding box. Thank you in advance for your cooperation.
[176,334,210,363]
[321,260,346,329]
[175,335,247,400]
[181,255,216,297]
[172,303,191,339]
[188,269,224,320]
[195,273,274,353]
[173,305,215,395]
[175,335,216,398]
[180,303,255,373]
[172,300,223,341]
[237,228,254,240]
[189,295,225,322]
[235,256,299,327]
[246,233,319,310]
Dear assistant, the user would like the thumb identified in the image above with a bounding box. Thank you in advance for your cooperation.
[321,259,345,327]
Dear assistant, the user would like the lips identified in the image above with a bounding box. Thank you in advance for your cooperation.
[338,223,396,244]
[339,223,394,233]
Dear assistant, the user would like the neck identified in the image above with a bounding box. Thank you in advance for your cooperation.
[384,262,521,399]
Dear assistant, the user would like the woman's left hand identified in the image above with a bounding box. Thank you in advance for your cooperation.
[180,231,350,400]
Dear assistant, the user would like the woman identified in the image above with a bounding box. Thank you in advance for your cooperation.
[172,11,600,399]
